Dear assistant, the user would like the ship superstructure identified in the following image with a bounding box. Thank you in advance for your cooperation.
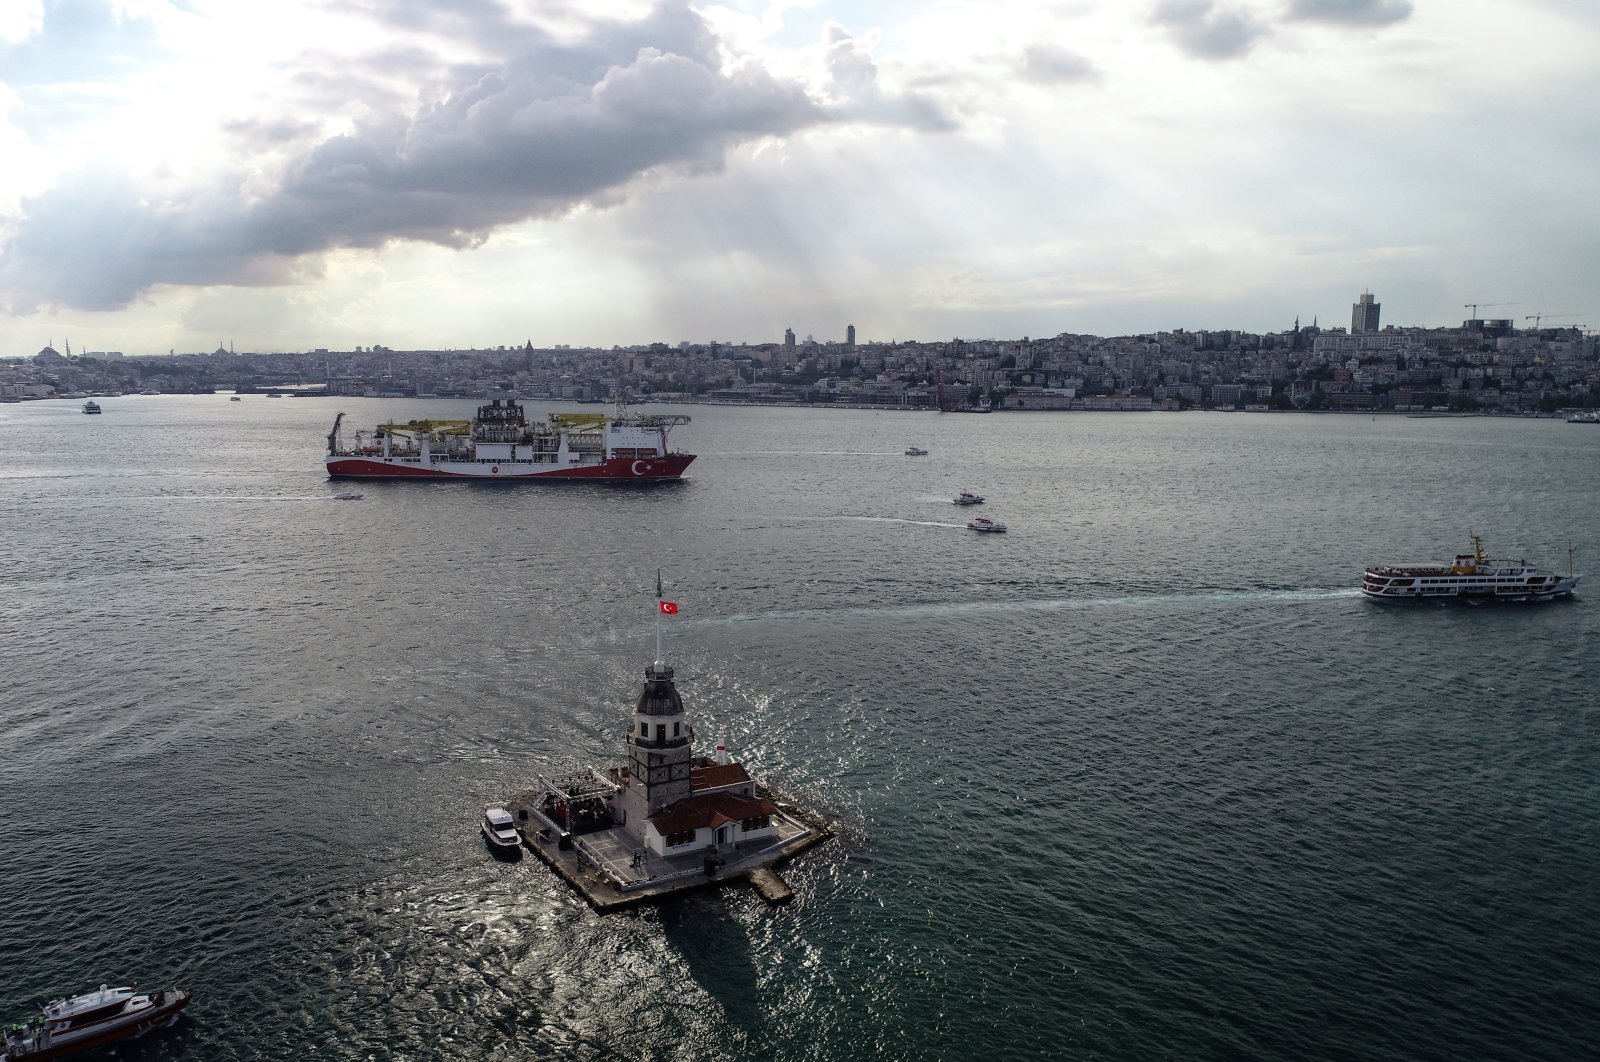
[325,398,693,480]
[1362,534,1579,602]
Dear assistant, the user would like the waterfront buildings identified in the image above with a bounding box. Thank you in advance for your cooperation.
[4,304,1596,413]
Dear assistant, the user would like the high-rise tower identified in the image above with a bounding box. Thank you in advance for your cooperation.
[846,324,856,350]
[1352,292,1380,333]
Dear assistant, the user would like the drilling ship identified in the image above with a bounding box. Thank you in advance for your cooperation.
[325,398,694,480]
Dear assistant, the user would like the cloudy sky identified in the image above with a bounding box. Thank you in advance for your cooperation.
[1,0,1595,354]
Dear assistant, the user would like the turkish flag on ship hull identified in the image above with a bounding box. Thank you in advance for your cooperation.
[659,601,679,615]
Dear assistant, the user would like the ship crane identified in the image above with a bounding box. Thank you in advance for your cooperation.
[375,418,471,440]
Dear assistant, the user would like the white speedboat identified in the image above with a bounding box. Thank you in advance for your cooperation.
[967,517,1006,533]
[1362,534,1579,602]
[904,446,928,456]
[954,491,985,506]
[482,807,521,855]
[2,984,191,1061]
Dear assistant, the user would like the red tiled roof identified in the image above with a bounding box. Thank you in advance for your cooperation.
[691,762,751,791]
[648,792,778,835]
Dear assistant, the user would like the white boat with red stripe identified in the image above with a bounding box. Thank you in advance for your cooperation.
[325,398,695,480]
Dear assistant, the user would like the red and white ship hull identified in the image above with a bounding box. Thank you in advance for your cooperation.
[325,453,695,480]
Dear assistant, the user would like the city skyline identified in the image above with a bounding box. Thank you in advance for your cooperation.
[1,1,1596,356]
[7,291,1577,361]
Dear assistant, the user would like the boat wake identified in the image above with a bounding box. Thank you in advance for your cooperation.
[516,588,1367,652]
[702,587,1365,626]
[826,515,970,529]
[706,450,905,457]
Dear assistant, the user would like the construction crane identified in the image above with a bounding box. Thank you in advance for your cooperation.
[1524,313,1585,329]
[1464,302,1517,318]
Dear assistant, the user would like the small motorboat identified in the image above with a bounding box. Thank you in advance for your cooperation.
[953,491,985,506]
[482,807,522,856]
[229,396,242,401]
[967,517,1007,533]
[332,492,364,501]
[3,984,191,1060]
[904,446,929,456]
[82,400,102,414]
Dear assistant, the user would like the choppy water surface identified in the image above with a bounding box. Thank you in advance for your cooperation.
[1,398,1596,1060]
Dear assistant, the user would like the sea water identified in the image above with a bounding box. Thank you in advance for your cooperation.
[1,398,1596,1060]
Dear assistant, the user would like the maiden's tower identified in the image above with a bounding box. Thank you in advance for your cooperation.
[505,583,827,909]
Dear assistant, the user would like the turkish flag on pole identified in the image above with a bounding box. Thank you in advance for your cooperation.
[659,601,679,615]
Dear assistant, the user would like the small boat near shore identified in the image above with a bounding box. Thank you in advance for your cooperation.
[2,984,191,1061]
[1362,534,1579,602]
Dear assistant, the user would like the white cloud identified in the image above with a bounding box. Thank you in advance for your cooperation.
[0,0,43,44]
[1,0,1597,354]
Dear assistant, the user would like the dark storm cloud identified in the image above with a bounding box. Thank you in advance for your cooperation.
[0,171,288,312]
[1150,1,1266,61]
[0,1,846,310]
[1021,45,1100,86]
[1285,0,1414,26]
[253,48,822,256]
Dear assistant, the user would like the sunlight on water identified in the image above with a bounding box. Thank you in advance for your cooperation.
[0,399,1596,1061]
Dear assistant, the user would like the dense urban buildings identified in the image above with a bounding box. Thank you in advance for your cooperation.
[5,297,1597,414]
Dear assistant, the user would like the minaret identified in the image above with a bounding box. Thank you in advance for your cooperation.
[623,663,695,818]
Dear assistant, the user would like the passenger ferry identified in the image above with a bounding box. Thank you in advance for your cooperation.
[1362,535,1579,603]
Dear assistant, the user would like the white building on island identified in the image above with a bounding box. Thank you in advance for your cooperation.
[612,662,780,857]
[509,586,824,908]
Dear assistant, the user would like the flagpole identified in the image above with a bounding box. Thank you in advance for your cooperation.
[654,568,663,667]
